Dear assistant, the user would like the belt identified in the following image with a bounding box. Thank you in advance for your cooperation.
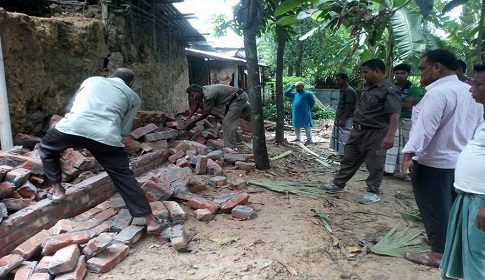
[353,124,380,131]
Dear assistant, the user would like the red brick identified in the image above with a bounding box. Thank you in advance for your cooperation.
[109,214,132,233]
[208,176,227,186]
[0,254,24,278]
[52,220,73,235]
[172,141,190,153]
[90,221,112,237]
[176,158,190,167]
[34,256,53,273]
[5,168,31,188]
[2,198,33,211]
[165,121,185,130]
[235,161,256,170]
[48,244,80,275]
[72,208,102,223]
[188,197,220,215]
[14,261,37,280]
[150,201,169,220]
[207,159,224,176]
[82,233,113,259]
[0,165,14,181]
[20,159,45,175]
[12,229,51,259]
[230,179,248,190]
[213,193,235,206]
[123,138,142,155]
[0,181,15,199]
[141,179,173,202]
[30,273,52,280]
[54,255,86,280]
[162,201,186,224]
[61,149,91,171]
[108,196,126,211]
[231,205,257,220]
[112,225,144,246]
[17,181,38,199]
[59,159,80,179]
[169,225,188,251]
[221,192,250,213]
[86,243,129,273]
[195,157,208,175]
[42,231,92,256]
[94,208,117,223]
[145,140,168,150]
[94,201,111,212]
[168,150,185,163]
[193,209,214,221]
[130,123,158,140]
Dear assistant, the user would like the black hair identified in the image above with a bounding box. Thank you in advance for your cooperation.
[422,49,459,71]
[393,63,411,73]
[186,84,204,94]
[361,59,386,73]
[457,60,467,72]
[473,64,485,73]
[335,73,349,80]
[112,68,135,86]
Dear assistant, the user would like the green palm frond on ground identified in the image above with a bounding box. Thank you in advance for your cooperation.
[249,179,330,198]
[371,221,429,258]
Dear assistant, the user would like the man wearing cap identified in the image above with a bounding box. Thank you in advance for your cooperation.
[320,59,401,204]
[185,84,251,151]
[285,81,315,145]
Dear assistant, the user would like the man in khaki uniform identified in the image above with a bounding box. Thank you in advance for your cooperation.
[320,59,401,204]
[186,84,251,151]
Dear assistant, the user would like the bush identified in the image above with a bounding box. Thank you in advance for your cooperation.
[263,100,335,122]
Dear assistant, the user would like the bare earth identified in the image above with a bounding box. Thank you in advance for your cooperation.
[86,123,439,280]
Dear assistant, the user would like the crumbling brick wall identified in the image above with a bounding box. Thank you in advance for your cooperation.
[0,8,189,137]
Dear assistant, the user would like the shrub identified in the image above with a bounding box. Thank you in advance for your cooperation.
[263,100,335,122]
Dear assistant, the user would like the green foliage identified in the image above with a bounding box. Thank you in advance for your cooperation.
[262,99,335,122]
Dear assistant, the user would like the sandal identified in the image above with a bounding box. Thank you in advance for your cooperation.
[404,251,442,267]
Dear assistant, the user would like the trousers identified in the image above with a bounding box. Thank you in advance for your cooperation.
[333,128,386,193]
[40,128,152,217]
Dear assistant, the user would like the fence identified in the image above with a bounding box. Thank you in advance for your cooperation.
[311,89,340,111]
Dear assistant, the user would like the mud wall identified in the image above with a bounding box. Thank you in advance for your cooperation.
[0,8,189,137]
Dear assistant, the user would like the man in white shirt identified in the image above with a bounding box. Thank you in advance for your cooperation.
[401,50,484,267]
[40,68,166,234]
[440,64,485,279]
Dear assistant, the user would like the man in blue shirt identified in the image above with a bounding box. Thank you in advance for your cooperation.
[40,68,166,234]
[285,81,315,145]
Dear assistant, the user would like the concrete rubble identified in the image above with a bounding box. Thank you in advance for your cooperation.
[0,110,258,278]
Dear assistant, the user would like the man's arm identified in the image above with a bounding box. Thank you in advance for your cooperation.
[401,97,417,110]
[120,97,141,137]
[188,101,201,119]
[285,86,295,98]
[381,112,399,149]
[307,91,315,108]
[476,206,485,231]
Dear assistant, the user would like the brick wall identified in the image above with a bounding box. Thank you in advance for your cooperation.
[0,149,168,257]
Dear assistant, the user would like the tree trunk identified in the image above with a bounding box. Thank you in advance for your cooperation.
[296,41,303,77]
[287,64,293,76]
[243,0,270,169]
[275,24,286,143]
[385,26,394,78]
[477,0,485,63]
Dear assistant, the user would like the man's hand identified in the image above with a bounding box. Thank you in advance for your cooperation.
[380,135,394,150]
[401,153,414,179]
[338,118,346,128]
[476,206,485,231]
[184,120,196,130]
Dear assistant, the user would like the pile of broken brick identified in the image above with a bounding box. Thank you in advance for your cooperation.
[0,110,260,278]
[0,110,254,222]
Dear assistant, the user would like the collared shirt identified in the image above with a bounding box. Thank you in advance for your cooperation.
[454,122,485,194]
[397,80,413,118]
[56,77,140,147]
[336,85,356,119]
[353,78,401,129]
[402,75,483,169]
[202,84,246,113]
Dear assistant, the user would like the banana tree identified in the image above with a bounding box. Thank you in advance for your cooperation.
[274,0,442,75]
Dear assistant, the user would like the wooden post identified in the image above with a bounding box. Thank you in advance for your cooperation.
[0,35,14,150]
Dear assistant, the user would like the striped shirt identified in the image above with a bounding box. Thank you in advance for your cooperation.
[402,75,483,169]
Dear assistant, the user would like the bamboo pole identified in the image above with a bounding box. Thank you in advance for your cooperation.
[0,35,13,150]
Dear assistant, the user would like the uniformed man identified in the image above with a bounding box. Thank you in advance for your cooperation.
[320,59,401,204]
[185,84,251,152]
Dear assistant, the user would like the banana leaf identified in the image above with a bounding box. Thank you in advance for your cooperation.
[371,221,429,258]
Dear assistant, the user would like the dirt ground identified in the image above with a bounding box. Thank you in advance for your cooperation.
[86,123,439,280]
